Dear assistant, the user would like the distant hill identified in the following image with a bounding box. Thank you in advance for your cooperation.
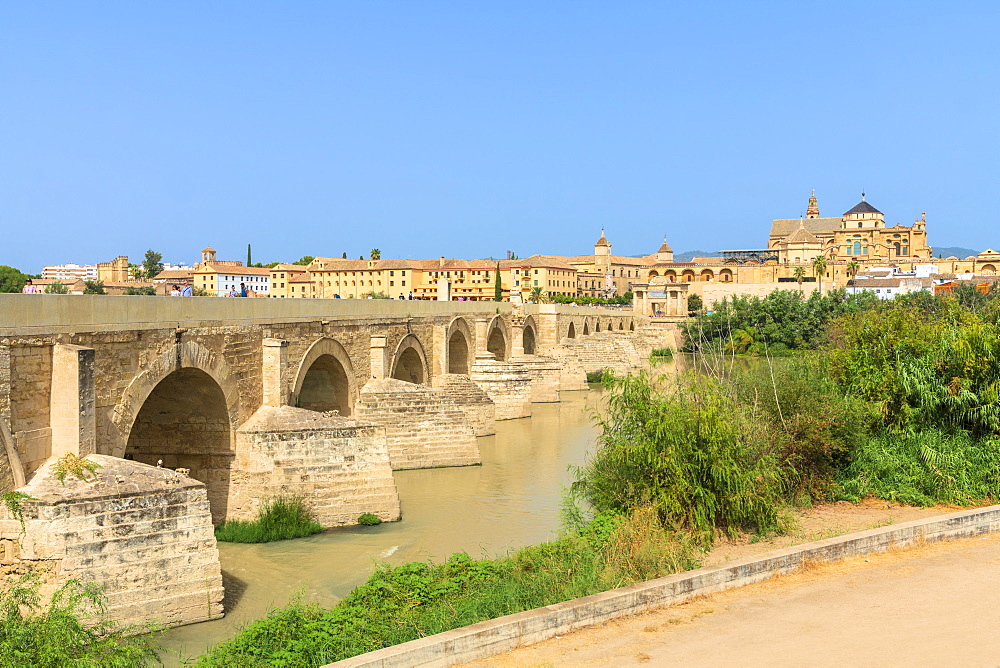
[673,250,715,262]
[931,246,979,259]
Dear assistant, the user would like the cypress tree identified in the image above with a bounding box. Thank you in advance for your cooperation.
[247,244,252,266]
[494,262,503,301]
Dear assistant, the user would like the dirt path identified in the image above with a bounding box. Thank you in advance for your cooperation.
[464,502,999,667]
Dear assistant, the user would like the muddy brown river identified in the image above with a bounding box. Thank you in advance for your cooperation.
[160,388,605,664]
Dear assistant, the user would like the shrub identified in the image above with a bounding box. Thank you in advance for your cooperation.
[357,513,382,526]
[0,573,161,666]
[215,496,323,543]
[837,431,1000,506]
[572,371,786,542]
[585,369,605,383]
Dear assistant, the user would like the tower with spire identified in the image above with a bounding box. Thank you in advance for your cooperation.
[656,236,674,263]
[594,228,612,273]
[806,190,820,218]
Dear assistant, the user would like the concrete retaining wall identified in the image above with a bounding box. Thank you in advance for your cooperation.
[331,504,1000,667]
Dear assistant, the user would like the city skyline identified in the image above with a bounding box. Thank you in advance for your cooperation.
[4,2,999,270]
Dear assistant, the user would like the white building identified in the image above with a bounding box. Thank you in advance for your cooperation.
[41,263,98,282]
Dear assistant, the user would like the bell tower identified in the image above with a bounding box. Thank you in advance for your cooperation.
[806,190,820,218]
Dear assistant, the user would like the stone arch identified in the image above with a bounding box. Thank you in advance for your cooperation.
[982,264,997,276]
[681,270,696,283]
[629,320,635,331]
[666,270,677,281]
[391,334,428,385]
[583,321,591,336]
[487,315,510,361]
[567,322,577,339]
[523,316,538,355]
[595,320,602,333]
[292,337,358,417]
[618,320,624,330]
[700,269,715,282]
[123,366,235,523]
[110,341,240,461]
[648,270,660,279]
[720,268,734,283]
[446,317,474,374]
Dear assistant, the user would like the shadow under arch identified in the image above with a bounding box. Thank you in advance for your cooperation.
[566,322,576,339]
[582,321,591,336]
[446,317,474,374]
[110,341,240,460]
[486,315,510,361]
[522,315,538,355]
[124,366,235,524]
[292,337,358,417]
[391,334,429,385]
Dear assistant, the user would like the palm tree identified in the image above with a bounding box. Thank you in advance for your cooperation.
[846,260,860,282]
[370,249,381,261]
[811,255,828,294]
[529,286,548,303]
[793,266,806,294]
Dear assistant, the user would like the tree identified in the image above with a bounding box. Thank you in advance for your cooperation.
[846,261,860,281]
[370,249,381,260]
[494,262,503,301]
[812,255,828,294]
[687,294,704,316]
[142,250,163,279]
[342,252,347,259]
[247,244,252,267]
[359,255,364,260]
[529,286,548,303]
[83,280,105,295]
[124,285,156,295]
[45,282,68,294]
[0,266,29,293]
[793,266,806,292]
[293,256,314,266]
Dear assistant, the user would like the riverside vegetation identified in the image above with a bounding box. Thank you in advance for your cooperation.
[10,285,1000,666]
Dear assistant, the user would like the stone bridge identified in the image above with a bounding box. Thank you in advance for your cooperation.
[0,295,671,628]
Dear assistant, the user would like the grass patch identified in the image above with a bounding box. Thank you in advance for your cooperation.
[215,496,323,544]
[650,347,673,359]
[357,513,382,526]
[195,509,700,666]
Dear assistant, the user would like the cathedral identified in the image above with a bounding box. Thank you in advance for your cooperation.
[768,192,932,264]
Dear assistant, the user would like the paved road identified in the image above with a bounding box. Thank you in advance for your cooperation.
[466,532,1000,667]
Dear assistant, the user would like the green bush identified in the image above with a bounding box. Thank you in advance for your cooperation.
[837,431,1000,506]
[585,369,605,383]
[572,371,786,542]
[0,573,161,667]
[357,513,382,526]
[215,496,323,543]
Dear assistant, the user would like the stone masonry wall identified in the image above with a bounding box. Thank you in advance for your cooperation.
[355,378,481,470]
[429,374,496,436]
[233,406,401,525]
[470,362,532,420]
[0,455,224,629]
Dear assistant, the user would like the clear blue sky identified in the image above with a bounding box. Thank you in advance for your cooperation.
[3,2,998,272]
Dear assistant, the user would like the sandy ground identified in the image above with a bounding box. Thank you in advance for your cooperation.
[464,502,1000,668]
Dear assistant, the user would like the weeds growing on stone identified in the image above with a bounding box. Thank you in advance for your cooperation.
[214,496,323,544]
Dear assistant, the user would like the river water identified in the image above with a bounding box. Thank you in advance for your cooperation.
[161,388,605,664]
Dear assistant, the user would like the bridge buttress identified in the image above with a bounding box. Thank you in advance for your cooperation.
[261,338,289,407]
[50,344,96,458]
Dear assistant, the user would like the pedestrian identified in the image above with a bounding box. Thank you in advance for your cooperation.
[229,287,238,297]
[170,285,181,297]
[180,280,193,297]
[21,279,38,294]
[239,282,247,297]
